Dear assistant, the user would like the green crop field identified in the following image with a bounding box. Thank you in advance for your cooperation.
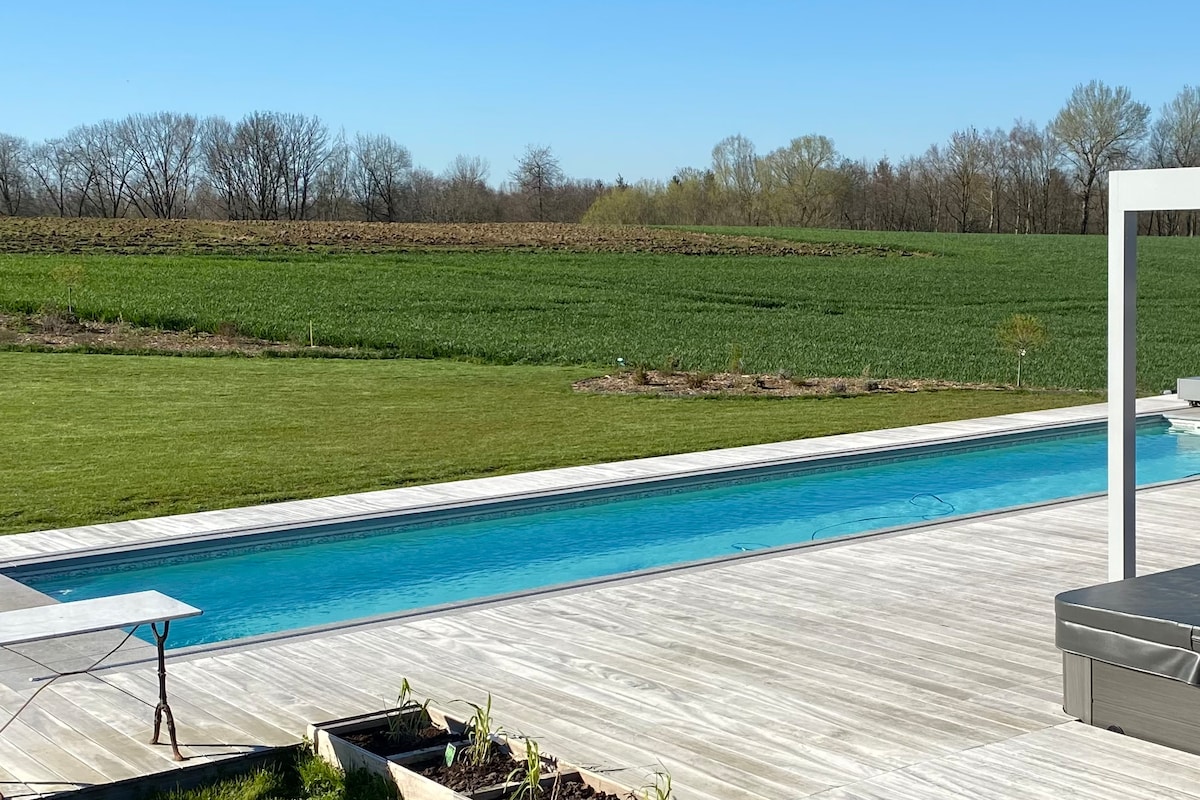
[2,226,1197,390]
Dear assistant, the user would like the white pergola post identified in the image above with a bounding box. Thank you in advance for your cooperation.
[1106,167,1200,581]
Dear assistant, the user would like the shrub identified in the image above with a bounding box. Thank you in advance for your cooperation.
[997,313,1048,388]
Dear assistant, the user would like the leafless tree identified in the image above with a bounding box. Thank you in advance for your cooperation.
[1050,80,1150,234]
[0,133,29,215]
[27,139,77,216]
[1146,86,1200,234]
[69,120,135,217]
[275,113,329,220]
[234,111,287,220]
[121,112,200,218]
[1150,86,1200,169]
[352,133,413,222]
[312,130,353,220]
[711,134,759,224]
[441,155,496,222]
[201,112,327,220]
[945,128,986,232]
[511,144,564,221]
[914,145,946,231]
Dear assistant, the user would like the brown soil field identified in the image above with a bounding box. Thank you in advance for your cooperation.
[0,218,923,257]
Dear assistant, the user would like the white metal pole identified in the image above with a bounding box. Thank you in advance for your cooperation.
[1107,177,1138,580]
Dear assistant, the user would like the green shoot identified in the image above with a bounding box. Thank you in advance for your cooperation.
[463,694,497,767]
[385,677,432,744]
[640,765,673,800]
[506,738,553,800]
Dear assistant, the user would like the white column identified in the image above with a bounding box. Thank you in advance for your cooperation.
[1107,180,1138,580]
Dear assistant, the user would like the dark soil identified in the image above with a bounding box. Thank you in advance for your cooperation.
[417,746,524,793]
[508,774,622,800]
[342,722,459,757]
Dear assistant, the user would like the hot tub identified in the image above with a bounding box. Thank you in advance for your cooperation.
[1057,563,1200,753]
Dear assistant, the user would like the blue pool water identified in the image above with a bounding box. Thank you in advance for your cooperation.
[11,420,1200,648]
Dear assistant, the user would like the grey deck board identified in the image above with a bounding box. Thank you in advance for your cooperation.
[5,399,1200,797]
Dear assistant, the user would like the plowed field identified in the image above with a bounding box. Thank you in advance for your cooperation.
[0,218,918,256]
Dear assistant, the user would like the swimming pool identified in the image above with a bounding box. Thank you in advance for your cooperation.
[9,419,1200,648]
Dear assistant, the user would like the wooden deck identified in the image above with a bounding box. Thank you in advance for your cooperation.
[3,398,1200,797]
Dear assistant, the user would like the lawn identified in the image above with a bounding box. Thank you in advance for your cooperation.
[1,229,1197,390]
[0,352,1094,535]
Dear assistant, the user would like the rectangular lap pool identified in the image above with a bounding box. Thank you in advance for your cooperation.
[8,418,1200,648]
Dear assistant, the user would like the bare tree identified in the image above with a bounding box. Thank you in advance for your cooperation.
[0,133,29,215]
[200,112,327,220]
[312,129,353,220]
[69,120,136,217]
[202,116,252,219]
[236,111,287,219]
[1050,80,1150,234]
[27,139,77,216]
[945,127,986,232]
[1150,85,1200,168]
[511,144,563,221]
[442,155,495,222]
[1147,86,1200,235]
[275,113,329,220]
[121,112,200,218]
[352,133,413,222]
[1006,120,1059,233]
[711,134,759,224]
[915,144,946,231]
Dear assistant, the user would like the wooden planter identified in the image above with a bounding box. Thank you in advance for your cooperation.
[309,709,636,799]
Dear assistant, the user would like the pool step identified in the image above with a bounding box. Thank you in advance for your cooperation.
[1164,407,1200,435]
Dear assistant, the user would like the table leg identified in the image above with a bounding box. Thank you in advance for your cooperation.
[149,621,184,761]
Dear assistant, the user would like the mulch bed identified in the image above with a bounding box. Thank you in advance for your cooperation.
[574,370,1007,398]
[341,721,460,757]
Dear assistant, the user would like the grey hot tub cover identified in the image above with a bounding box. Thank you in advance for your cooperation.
[1056,562,1200,685]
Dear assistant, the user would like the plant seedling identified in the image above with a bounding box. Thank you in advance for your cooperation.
[386,678,432,744]
[462,693,498,768]
[639,765,673,800]
[505,738,554,800]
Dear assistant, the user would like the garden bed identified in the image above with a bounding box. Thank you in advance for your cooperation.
[574,369,1009,398]
[308,704,633,800]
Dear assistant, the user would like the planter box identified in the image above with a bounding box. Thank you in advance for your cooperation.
[310,710,635,799]
[308,705,467,776]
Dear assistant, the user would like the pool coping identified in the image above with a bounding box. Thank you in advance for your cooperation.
[0,395,1186,573]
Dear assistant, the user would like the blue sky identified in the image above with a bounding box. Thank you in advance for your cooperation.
[3,1,1195,185]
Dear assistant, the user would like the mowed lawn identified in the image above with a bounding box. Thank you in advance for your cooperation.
[2,231,1199,389]
[0,352,1095,534]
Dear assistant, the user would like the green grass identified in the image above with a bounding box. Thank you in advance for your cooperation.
[149,747,395,800]
[3,230,1199,390]
[0,352,1094,534]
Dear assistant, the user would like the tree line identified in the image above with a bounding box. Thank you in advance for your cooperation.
[585,81,1199,235]
[1,80,1197,234]
[0,114,601,223]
